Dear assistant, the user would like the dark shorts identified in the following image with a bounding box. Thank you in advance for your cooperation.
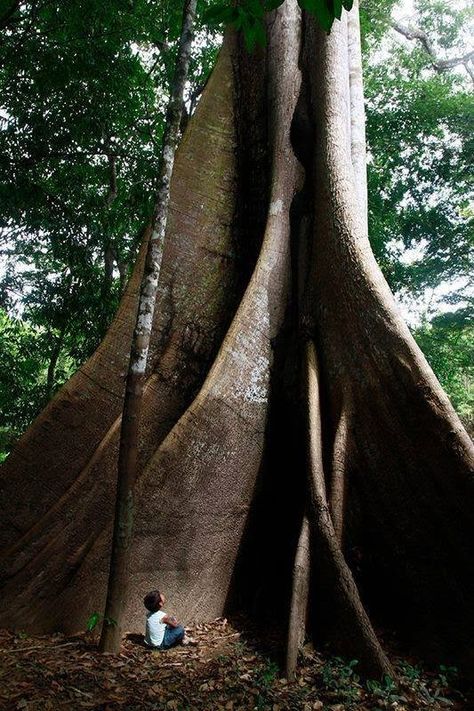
[160,624,185,649]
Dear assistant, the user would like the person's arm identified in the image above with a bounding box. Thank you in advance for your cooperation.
[162,614,179,627]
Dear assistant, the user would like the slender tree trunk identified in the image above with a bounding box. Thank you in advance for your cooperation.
[45,322,67,399]
[99,0,197,653]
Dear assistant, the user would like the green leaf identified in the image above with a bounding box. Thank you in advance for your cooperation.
[342,0,353,10]
[254,19,267,47]
[243,21,258,52]
[232,0,266,47]
[86,611,101,632]
[233,7,246,31]
[239,12,266,52]
[202,4,238,27]
[245,0,265,20]
[330,0,343,21]
[263,0,284,10]
[297,0,334,33]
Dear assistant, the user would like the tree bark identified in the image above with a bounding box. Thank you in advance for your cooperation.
[1,0,473,680]
[304,7,474,672]
[347,0,367,235]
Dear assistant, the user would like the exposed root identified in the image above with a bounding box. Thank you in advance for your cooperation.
[329,401,351,543]
[304,340,393,679]
[285,514,310,680]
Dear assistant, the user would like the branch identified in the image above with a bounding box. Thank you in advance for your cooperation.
[5,147,128,169]
[391,20,474,85]
[105,153,117,208]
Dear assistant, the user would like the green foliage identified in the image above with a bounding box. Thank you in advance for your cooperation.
[398,660,423,682]
[86,611,102,632]
[364,0,473,305]
[359,0,397,47]
[397,659,462,706]
[255,659,279,686]
[85,611,117,632]
[413,312,474,431]
[0,308,76,457]
[437,664,459,689]
[319,657,361,702]
[363,1,473,427]
[0,0,161,372]
[203,0,268,52]
[366,674,406,705]
[203,0,354,51]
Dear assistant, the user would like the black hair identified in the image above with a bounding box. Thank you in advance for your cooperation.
[143,590,162,612]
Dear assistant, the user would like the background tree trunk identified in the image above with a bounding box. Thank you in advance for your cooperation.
[45,321,67,400]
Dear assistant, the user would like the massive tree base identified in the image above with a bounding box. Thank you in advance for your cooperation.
[1,0,473,679]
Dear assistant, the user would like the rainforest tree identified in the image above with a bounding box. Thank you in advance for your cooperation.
[0,0,473,680]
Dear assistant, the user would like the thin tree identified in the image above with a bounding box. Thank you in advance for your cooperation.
[99,0,197,653]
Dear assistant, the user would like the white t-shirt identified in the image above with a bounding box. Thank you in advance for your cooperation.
[145,610,167,647]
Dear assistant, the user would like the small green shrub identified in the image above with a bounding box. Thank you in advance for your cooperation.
[320,657,361,702]
[85,611,117,632]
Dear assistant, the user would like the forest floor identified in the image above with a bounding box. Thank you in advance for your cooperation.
[0,618,472,711]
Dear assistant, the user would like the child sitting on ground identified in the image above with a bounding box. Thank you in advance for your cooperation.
[143,589,192,649]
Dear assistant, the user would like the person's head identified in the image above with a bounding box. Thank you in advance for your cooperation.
[143,589,165,613]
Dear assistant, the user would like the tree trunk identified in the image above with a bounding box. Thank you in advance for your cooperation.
[1,0,473,678]
[45,321,67,400]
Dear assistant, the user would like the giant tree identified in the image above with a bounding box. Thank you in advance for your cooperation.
[1,0,473,679]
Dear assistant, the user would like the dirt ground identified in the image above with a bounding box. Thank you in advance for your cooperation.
[0,619,471,710]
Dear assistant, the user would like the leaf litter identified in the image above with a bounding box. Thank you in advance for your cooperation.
[0,618,471,710]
